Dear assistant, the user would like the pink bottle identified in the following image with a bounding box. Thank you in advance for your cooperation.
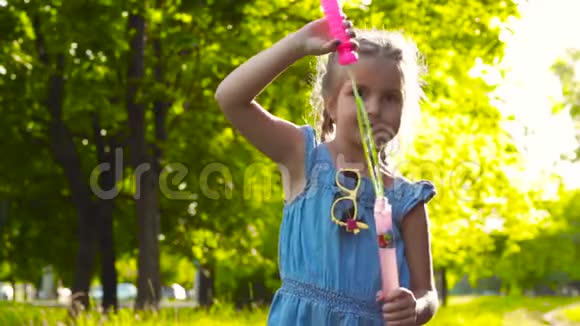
[374,196,399,297]
[320,0,358,65]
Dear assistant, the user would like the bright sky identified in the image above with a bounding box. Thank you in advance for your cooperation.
[474,0,580,194]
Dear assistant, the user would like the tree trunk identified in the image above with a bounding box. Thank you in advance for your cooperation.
[10,279,15,302]
[98,203,118,313]
[440,268,448,307]
[135,168,161,310]
[436,268,448,307]
[98,162,118,313]
[93,116,119,313]
[34,32,98,312]
[198,264,214,308]
[47,74,98,314]
[126,13,161,311]
[50,82,97,315]
[46,54,95,314]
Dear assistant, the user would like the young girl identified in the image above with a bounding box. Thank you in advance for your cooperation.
[215,17,438,326]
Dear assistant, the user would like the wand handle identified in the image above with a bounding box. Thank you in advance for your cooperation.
[320,0,358,65]
[375,196,399,296]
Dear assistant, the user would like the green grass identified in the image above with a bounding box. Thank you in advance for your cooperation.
[429,296,579,326]
[0,296,578,325]
[0,301,268,326]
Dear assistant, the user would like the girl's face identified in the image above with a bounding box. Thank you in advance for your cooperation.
[327,56,403,150]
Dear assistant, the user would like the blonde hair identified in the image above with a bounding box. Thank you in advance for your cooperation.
[309,28,427,167]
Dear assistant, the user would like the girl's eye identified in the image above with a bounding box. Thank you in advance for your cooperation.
[384,93,402,103]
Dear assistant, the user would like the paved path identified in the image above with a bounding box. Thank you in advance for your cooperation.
[543,302,580,326]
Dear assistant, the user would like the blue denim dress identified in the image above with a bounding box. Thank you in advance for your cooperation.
[267,125,436,325]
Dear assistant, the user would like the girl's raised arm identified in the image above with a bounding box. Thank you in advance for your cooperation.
[214,19,342,169]
[215,32,305,168]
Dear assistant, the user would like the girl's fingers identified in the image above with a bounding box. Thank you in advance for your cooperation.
[383,316,416,326]
[383,307,415,321]
[343,19,353,29]
[321,39,341,54]
[349,40,359,51]
[348,29,356,39]
[332,39,341,48]
[376,290,385,302]
[382,299,410,313]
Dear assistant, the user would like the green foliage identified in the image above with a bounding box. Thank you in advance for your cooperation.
[536,189,580,280]
[551,48,580,160]
[552,49,580,117]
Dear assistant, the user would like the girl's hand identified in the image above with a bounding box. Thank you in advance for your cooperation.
[294,17,357,56]
[376,288,417,326]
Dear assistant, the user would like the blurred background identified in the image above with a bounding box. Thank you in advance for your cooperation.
[0,0,578,324]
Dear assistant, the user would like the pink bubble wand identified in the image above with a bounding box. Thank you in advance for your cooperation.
[321,0,400,298]
[320,0,358,65]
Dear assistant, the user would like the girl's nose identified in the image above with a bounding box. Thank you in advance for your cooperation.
[366,99,380,117]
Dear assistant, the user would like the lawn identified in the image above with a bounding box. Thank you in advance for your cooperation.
[0,301,269,326]
[0,296,578,325]
[430,296,578,326]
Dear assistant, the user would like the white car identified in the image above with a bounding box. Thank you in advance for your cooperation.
[89,283,137,301]
[0,283,13,301]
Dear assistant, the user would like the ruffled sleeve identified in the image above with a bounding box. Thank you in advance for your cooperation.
[396,179,436,222]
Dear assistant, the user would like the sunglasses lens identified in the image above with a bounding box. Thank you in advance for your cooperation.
[338,170,360,190]
[333,197,355,221]
[343,170,359,181]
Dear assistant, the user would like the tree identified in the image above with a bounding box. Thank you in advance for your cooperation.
[0,0,138,312]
